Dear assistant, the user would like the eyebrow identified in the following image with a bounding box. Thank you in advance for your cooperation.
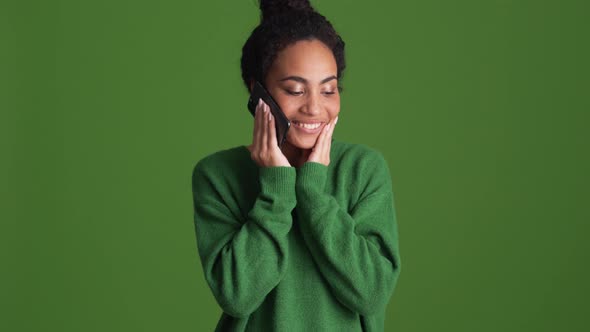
[278,75,338,84]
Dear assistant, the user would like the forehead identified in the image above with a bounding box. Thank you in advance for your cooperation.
[269,39,337,81]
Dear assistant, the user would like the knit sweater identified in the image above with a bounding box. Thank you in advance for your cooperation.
[191,139,401,331]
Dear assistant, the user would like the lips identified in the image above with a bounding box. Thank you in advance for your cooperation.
[292,120,325,134]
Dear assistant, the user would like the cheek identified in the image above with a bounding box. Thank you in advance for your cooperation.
[328,98,341,117]
[275,98,300,116]
[274,95,341,118]
[277,101,299,118]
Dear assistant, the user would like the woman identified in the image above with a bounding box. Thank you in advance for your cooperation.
[191,1,401,331]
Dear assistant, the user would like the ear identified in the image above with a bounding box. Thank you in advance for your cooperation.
[249,80,254,93]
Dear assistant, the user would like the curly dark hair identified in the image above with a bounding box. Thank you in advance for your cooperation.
[240,0,346,93]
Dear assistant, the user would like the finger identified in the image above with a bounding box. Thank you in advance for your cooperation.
[311,122,330,160]
[323,122,332,150]
[267,106,278,150]
[325,118,337,156]
[320,122,331,148]
[254,99,263,147]
[328,116,337,139]
[332,116,338,131]
[260,102,269,154]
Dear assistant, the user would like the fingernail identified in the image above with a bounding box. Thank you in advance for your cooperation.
[258,98,262,106]
[335,116,339,124]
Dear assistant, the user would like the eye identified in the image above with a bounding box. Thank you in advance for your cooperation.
[287,90,303,96]
[323,91,336,95]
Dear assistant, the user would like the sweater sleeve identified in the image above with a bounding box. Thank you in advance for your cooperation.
[192,162,296,318]
[294,152,401,316]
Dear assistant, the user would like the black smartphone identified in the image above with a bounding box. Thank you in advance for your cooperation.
[247,81,291,148]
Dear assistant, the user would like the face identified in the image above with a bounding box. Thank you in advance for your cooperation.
[260,39,340,150]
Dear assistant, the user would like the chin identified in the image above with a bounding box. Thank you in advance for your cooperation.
[287,135,317,150]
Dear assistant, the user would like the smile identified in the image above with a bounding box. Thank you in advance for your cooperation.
[292,121,322,129]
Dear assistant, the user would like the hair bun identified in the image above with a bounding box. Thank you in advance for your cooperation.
[259,0,314,21]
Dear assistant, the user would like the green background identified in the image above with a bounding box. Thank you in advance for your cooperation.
[3,0,589,331]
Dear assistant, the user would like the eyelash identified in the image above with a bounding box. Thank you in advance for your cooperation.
[288,91,335,96]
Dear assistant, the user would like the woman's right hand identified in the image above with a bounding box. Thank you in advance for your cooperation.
[247,99,291,168]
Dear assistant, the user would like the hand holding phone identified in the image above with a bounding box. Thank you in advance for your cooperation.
[247,81,291,148]
[246,97,291,167]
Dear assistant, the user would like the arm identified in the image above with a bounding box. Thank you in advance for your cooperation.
[192,162,296,318]
[294,152,401,316]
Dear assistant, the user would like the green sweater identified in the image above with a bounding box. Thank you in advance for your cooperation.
[191,139,401,331]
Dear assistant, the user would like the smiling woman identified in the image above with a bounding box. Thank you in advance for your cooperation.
[257,38,341,165]
[191,1,401,331]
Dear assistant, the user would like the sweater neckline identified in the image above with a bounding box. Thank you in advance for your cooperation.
[240,138,336,155]
[239,139,337,167]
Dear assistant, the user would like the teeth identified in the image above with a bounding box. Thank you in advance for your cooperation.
[294,122,321,129]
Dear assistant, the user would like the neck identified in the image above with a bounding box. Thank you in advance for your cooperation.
[281,141,311,168]
[245,141,310,168]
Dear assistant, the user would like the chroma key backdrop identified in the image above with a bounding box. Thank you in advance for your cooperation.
[3,0,589,331]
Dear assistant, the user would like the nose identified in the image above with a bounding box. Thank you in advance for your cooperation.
[301,91,321,116]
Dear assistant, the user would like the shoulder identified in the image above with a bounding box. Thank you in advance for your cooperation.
[331,139,392,191]
[332,139,389,170]
[332,140,394,199]
[192,145,250,181]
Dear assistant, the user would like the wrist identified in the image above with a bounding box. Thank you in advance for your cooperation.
[296,162,328,195]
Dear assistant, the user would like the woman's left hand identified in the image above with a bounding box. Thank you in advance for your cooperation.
[307,116,338,166]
